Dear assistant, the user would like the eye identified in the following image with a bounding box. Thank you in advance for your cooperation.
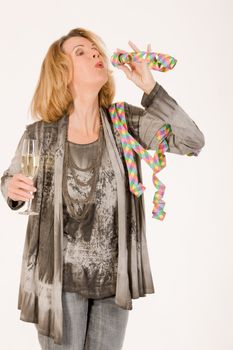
[75,48,103,57]
[75,50,83,56]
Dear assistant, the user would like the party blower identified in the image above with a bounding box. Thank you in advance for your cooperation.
[107,50,177,221]
[110,50,177,72]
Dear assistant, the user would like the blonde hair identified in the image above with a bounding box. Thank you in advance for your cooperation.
[29,27,116,123]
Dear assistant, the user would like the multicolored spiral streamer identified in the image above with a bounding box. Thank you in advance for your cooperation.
[110,51,177,72]
[108,101,172,220]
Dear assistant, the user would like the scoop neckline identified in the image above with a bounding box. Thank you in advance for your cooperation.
[68,138,99,146]
[67,126,103,146]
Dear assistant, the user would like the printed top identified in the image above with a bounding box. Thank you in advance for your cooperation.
[62,131,118,299]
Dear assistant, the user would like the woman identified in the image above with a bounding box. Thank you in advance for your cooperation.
[0,27,205,349]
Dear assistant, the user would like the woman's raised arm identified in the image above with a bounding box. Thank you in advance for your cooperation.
[124,81,205,156]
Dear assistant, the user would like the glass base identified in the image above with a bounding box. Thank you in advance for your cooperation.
[18,210,39,216]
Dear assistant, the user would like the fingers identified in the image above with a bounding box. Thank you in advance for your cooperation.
[116,48,127,54]
[118,41,151,55]
[116,41,151,78]
[17,173,33,183]
[128,40,151,56]
[128,40,140,52]
[8,188,34,202]
[147,43,151,52]
[7,173,37,202]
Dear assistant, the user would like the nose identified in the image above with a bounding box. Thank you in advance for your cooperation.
[93,52,100,58]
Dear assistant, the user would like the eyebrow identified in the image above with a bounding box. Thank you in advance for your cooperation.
[72,43,97,51]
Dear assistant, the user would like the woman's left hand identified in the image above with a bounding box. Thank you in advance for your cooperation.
[116,40,157,95]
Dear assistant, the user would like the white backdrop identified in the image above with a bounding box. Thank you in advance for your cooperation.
[0,0,232,349]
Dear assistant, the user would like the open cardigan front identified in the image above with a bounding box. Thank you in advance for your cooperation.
[0,81,205,345]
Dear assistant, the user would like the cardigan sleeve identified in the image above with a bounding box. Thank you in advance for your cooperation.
[0,128,28,210]
[124,81,205,156]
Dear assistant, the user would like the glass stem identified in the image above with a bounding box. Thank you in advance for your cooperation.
[27,192,32,211]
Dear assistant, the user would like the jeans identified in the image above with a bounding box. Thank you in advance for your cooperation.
[36,291,129,350]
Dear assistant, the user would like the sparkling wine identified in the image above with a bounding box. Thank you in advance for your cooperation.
[21,154,39,178]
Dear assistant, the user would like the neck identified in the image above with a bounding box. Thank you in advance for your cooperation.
[68,86,102,137]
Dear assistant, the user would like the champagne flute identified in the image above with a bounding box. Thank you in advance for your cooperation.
[19,138,41,215]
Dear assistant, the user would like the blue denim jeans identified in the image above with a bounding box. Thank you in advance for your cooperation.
[36,291,129,350]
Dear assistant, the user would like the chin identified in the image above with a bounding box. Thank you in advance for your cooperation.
[96,75,108,86]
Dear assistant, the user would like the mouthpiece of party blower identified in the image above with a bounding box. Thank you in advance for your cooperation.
[110,51,177,72]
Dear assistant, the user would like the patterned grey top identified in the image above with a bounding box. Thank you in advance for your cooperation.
[62,130,118,299]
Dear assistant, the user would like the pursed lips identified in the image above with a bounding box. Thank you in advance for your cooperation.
[95,61,104,68]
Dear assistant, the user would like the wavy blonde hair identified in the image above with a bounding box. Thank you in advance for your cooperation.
[29,27,116,123]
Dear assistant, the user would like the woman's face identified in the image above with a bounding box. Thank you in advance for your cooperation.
[62,36,108,91]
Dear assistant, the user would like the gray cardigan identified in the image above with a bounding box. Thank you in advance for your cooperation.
[0,81,205,345]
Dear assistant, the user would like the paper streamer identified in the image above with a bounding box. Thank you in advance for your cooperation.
[108,101,172,220]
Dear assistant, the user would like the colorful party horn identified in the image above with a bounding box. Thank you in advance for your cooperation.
[110,51,177,72]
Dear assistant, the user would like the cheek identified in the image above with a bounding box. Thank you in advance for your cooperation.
[73,63,94,81]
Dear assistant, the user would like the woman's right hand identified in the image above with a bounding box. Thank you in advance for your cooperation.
[7,173,37,202]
